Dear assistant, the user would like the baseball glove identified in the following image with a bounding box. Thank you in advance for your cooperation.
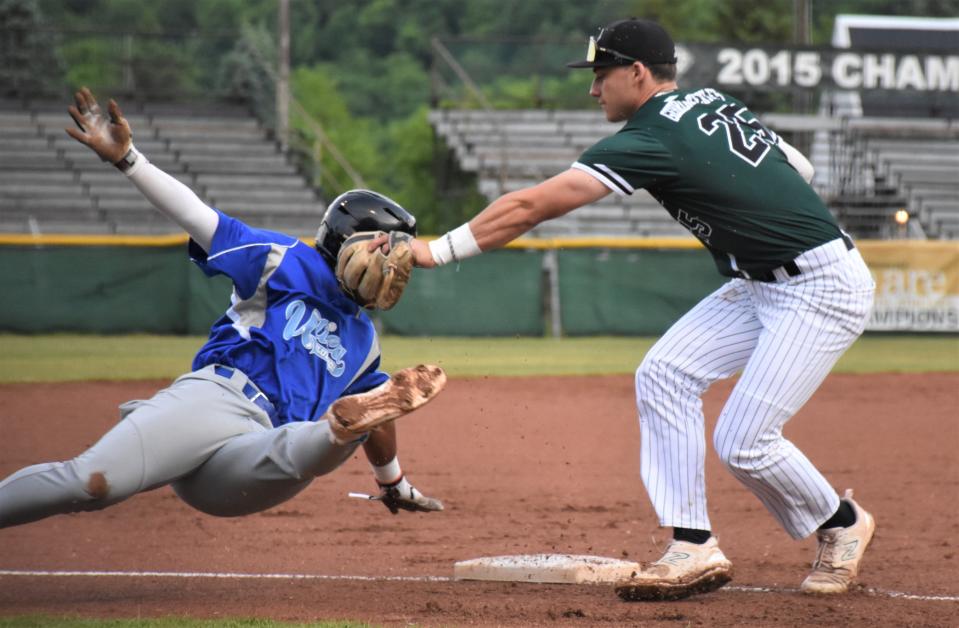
[336,231,414,310]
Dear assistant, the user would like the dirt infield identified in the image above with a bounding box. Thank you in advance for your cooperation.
[1,373,957,626]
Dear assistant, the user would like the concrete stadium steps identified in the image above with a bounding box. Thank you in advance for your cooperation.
[156,127,268,143]
[214,200,321,215]
[1,99,325,235]
[0,195,94,212]
[929,210,959,238]
[185,162,298,176]
[0,186,78,203]
[196,173,311,190]
[75,169,194,188]
[0,153,65,169]
[205,187,317,203]
[0,169,79,186]
[168,140,282,156]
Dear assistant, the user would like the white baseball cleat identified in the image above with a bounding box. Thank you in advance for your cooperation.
[801,489,876,595]
[615,537,733,601]
[325,364,447,443]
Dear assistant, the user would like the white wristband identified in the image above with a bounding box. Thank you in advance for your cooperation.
[428,223,482,266]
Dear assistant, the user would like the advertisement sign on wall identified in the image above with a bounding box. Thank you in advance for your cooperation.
[860,242,959,332]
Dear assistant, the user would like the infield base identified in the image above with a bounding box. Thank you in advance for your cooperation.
[453,554,640,584]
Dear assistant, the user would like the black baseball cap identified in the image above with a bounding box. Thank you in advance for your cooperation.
[567,18,677,68]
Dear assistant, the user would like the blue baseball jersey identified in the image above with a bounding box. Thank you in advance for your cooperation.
[189,211,388,426]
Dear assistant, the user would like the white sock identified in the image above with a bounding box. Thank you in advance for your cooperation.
[372,457,403,485]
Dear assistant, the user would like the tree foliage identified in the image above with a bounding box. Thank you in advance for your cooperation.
[0,0,64,97]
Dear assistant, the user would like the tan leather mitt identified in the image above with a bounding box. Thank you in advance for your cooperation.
[335,231,414,310]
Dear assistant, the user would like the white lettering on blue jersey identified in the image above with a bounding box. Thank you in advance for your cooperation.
[282,300,347,377]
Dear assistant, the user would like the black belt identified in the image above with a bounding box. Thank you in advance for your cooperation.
[213,365,277,420]
[744,234,854,283]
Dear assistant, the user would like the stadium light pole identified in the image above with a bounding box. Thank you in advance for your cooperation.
[793,0,812,153]
[793,0,811,45]
[276,0,290,150]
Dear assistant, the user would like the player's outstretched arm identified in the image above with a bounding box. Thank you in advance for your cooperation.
[66,87,218,252]
[409,168,610,268]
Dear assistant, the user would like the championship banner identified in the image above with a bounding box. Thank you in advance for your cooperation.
[676,43,958,94]
[859,241,959,332]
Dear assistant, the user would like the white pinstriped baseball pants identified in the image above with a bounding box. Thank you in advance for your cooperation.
[635,238,875,540]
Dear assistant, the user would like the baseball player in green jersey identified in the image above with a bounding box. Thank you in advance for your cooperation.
[401,19,877,601]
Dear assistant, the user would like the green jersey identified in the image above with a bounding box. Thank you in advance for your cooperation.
[575,88,843,278]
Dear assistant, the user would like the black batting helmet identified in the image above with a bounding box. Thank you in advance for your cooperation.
[315,189,417,265]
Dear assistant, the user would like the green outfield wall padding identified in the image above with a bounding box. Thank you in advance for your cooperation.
[0,246,231,334]
[186,267,234,335]
[378,249,544,336]
[0,245,726,336]
[557,248,725,335]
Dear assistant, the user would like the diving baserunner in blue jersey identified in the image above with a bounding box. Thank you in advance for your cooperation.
[0,88,445,528]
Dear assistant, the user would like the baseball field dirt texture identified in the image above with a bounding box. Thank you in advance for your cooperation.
[0,371,957,626]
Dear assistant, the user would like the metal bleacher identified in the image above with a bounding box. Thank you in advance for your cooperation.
[0,100,324,237]
[863,136,959,238]
[430,108,959,240]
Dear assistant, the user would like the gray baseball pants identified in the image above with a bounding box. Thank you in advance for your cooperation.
[0,365,361,528]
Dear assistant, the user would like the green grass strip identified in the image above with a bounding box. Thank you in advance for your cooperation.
[0,334,955,384]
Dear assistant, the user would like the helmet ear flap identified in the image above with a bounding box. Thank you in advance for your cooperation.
[314,221,336,265]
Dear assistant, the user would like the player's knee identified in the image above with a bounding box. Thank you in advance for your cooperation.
[636,353,690,397]
[713,439,737,469]
[713,432,763,472]
[84,472,110,500]
[635,355,664,394]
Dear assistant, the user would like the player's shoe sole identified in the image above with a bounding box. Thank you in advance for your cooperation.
[327,364,447,437]
[614,537,733,602]
[615,565,733,601]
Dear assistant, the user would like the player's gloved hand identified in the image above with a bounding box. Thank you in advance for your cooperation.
[336,230,414,310]
[66,87,132,163]
[377,476,444,515]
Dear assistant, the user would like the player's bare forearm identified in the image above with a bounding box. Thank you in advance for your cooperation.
[468,189,547,250]
[410,168,609,268]
[473,169,609,248]
[407,195,535,268]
